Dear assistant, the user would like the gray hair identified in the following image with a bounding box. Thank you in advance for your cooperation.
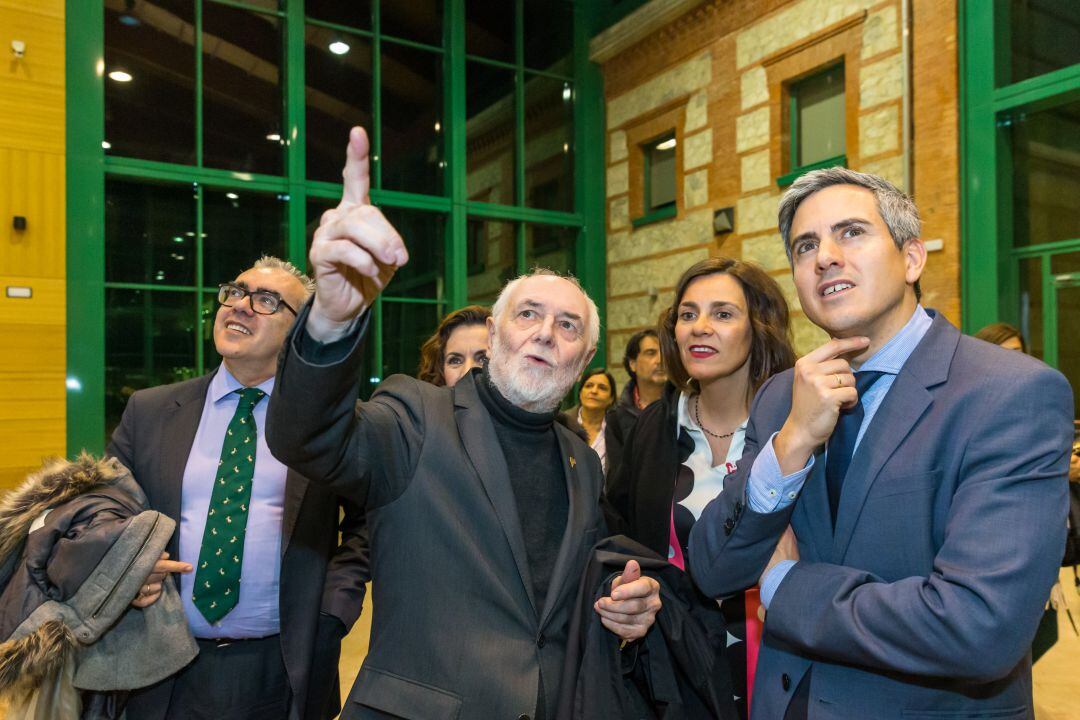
[777,167,921,299]
[252,255,316,296]
[491,268,601,350]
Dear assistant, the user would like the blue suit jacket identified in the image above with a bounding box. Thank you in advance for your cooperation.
[688,312,1072,720]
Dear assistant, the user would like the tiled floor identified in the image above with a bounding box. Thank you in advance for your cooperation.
[337,570,1080,719]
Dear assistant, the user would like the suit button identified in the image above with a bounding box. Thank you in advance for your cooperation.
[536,633,546,648]
[781,673,791,691]
[723,518,735,535]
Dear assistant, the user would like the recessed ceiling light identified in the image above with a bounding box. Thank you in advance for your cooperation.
[225,192,239,200]
[329,41,350,55]
[562,84,572,101]
[266,133,281,142]
[655,138,677,151]
[118,14,140,27]
[102,141,112,150]
[434,121,441,132]
[108,70,133,82]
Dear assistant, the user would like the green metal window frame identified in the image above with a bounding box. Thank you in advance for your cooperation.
[65,0,608,454]
[633,132,677,228]
[780,63,847,187]
[959,0,1080,358]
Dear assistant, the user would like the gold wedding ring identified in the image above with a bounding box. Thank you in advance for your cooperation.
[835,374,843,388]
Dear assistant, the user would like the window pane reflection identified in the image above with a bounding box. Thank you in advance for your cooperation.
[306,26,374,183]
[467,63,516,205]
[524,74,573,212]
[202,189,288,285]
[466,0,513,62]
[795,64,845,167]
[381,41,445,196]
[106,288,198,436]
[1018,257,1043,359]
[524,0,573,73]
[382,0,443,47]
[1009,101,1080,248]
[202,3,283,174]
[381,301,443,384]
[106,179,197,286]
[1051,252,1080,419]
[104,0,196,164]
[381,208,445,299]
[998,1,1080,86]
[305,0,372,31]
[467,219,516,304]
[526,225,575,276]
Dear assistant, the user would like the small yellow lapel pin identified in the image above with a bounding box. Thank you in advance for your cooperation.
[569,456,576,469]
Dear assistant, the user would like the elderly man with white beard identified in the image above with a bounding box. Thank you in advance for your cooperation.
[266,127,660,720]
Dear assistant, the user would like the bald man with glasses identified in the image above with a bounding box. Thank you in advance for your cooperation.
[108,256,369,720]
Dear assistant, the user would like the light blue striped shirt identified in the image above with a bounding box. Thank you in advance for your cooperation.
[755,306,934,607]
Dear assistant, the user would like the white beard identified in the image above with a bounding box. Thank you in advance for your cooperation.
[487,331,584,413]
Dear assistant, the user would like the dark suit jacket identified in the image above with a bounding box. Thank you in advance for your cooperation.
[688,311,1073,719]
[107,370,370,720]
[266,306,606,720]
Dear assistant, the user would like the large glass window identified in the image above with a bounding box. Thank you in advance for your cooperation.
[996,1,1080,86]
[76,0,594,450]
[1008,101,1080,248]
[791,63,845,169]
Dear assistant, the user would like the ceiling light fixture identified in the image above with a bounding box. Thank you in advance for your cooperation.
[329,41,350,55]
[655,138,677,151]
[108,70,133,82]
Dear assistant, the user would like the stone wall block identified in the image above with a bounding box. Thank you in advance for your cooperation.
[862,6,899,58]
[609,247,709,296]
[740,149,770,191]
[736,107,770,153]
[610,197,630,230]
[685,90,709,132]
[610,130,628,163]
[859,105,900,156]
[736,191,778,235]
[608,52,712,129]
[740,66,769,110]
[683,129,713,170]
[859,56,903,108]
[684,168,709,208]
[607,209,713,264]
[741,234,789,272]
[607,161,629,197]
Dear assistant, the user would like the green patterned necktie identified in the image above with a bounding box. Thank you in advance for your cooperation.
[192,387,265,624]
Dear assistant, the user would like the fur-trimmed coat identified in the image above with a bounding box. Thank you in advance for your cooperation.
[0,454,196,718]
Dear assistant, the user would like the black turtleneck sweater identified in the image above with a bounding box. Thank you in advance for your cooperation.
[475,369,568,618]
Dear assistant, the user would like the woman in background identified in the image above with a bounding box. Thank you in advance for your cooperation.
[417,305,491,388]
[605,257,795,719]
[560,368,617,473]
[974,321,1026,352]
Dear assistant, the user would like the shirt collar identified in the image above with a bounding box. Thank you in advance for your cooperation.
[856,305,933,376]
[210,364,276,405]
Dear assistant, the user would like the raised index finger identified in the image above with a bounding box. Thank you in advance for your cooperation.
[803,335,870,364]
[339,126,371,208]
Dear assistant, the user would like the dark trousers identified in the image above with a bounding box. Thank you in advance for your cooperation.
[163,635,291,720]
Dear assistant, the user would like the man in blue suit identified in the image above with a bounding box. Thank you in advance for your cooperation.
[688,168,1072,719]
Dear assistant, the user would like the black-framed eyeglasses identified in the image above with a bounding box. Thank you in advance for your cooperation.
[217,283,297,316]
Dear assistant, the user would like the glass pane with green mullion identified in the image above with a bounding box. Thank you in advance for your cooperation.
[525,223,575,276]
[523,0,573,75]
[106,177,198,286]
[794,62,845,167]
[643,132,676,212]
[380,299,444,385]
[381,207,447,299]
[1006,99,1080,248]
[304,0,372,32]
[382,0,443,48]
[466,217,516,304]
[465,0,513,63]
[305,24,374,183]
[996,0,1080,87]
[466,60,517,207]
[523,73,573,212]
[106,157,289,190]
[105,287,200,437]
[104,0,196,165]
[381,37,446,196]
[202,188,289,286]
[1050,251,1080,418]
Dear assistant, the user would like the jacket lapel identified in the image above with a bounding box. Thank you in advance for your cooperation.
[280,470,308,557]
[830,313,957,562]
[453,374,537,616]
[538,427,589,629]
[793,447,833,562]
[157,374,212,563]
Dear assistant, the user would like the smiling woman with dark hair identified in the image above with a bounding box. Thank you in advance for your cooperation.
[416,305,491,388]
[559,367,617,472]
[605,256,794,719]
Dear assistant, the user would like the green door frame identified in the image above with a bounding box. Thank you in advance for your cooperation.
[959,0,1080,339]
[65,0,608,455]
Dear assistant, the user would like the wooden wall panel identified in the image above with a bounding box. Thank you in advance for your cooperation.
[0,1,66,491]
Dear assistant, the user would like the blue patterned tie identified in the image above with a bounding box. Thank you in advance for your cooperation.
[825,371,884,527]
